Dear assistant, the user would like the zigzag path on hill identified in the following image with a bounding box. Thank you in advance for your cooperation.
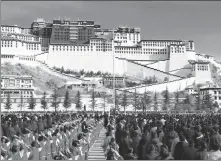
[35,61,82,81]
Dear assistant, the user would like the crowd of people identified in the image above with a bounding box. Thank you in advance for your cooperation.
[1,112,102,160]
[2,111,221,160]
[102,112,221,160]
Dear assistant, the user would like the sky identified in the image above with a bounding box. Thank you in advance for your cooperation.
[1,1,221,61]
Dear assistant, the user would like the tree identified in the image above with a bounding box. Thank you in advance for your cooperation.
[5,92,12,111]
[183,93,192,112]
[96,71,101,76]
[84,104,86,111]
[121,90,128,113]
[153,92,158,111]
[51,88,60,113]
[133,89,140,112]
[195,92,202,111]
[28,93,36,111]
[63,90,71,112]
[164,77,169,82]
[174,90,180,111]
[75,90,82,111]
[143,90,152,113]
[162,87,170,111]
[152,76,158,83]
[91,88,97,112]
[41,92,48,112]
[80,69,85,76]
[18,94,24,112]
[61,66,64,74]
[203,93,214,110]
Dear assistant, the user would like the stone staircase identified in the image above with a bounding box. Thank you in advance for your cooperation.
[87,128,106,160]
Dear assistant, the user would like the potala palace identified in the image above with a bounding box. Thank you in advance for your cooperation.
[1,18,221,99]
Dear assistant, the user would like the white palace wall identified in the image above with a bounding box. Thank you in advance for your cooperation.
[123,60,182,81]
[146,60,170,72]
[124,77,196,94]
[1,41,41,56]
[169,51,196,72]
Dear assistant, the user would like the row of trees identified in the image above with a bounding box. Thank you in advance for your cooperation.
[53,66,112,78]
[114,87,219,113]
[4,88,99,113]
[4,86,219,113]
[4,92,36,111]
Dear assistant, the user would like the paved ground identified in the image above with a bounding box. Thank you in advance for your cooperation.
[77,120,104,160]
[87,128,106,160]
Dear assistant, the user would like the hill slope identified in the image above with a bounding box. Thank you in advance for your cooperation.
[1,62,80,95]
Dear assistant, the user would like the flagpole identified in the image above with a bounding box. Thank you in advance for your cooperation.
[112,29,116,118]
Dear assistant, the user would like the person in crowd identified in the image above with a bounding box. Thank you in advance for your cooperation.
[163,124,178,152]
[69,140,81,160]
[181,139,198,160]
[156,145,173,160]
[143,144,159,160]
[173,132,188,160]
[77,133,88,160]
[196,140,209,160]
[208,134,221,160]
[102,131,112,152]
[131,130,141,156]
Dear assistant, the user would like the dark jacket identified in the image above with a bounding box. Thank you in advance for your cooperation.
[132,135,141,155]
[174,141,188,160]
[210,132,221,148]
[122,137,133,158]
[163,131,178,150]
[181,146,198,160]
[184,128,195,141]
